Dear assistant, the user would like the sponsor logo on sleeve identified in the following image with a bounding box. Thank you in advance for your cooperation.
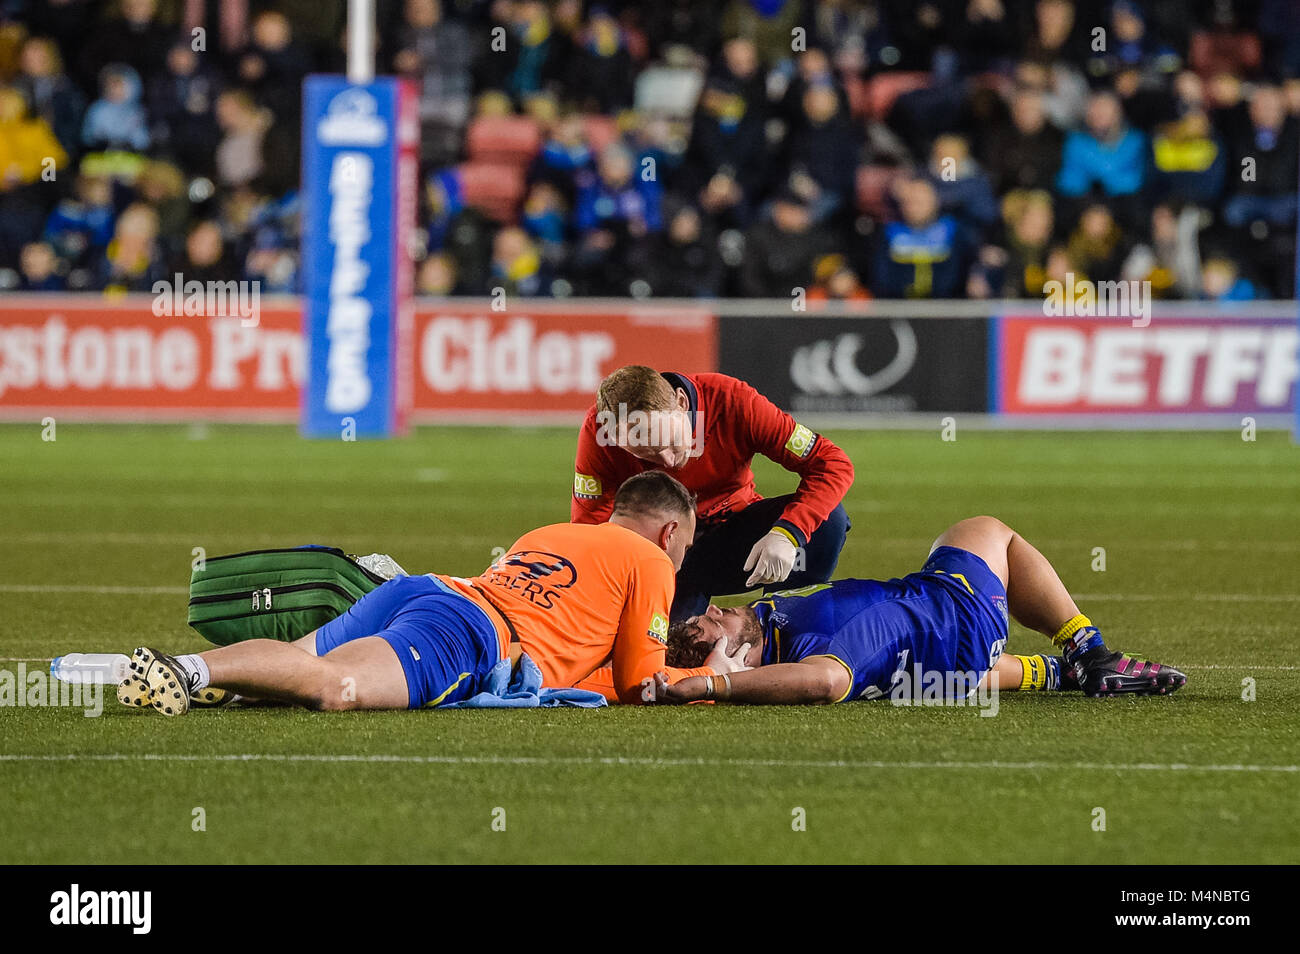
[785,423,817,459]
[648,612,669,644]
[573,472,602,499]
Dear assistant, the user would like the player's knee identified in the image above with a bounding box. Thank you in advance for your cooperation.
[971,515,1011,536]
[933,515,1013,562]
[953,515,1011,541]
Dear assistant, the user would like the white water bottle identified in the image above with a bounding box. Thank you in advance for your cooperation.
[50,653,130,684]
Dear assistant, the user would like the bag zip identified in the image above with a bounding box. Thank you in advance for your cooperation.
[188,580,355,607]
[194,603,340,626]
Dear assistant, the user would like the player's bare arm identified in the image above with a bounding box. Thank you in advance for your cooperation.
[655,656,850,706]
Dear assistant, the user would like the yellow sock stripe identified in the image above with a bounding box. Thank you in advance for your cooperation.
[1013,654,1047,691]
[425,671,473,708]
[1051,614,1092,648]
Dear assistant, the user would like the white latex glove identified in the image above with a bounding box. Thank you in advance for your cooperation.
[743,530,798,588]
[703,634,754,674]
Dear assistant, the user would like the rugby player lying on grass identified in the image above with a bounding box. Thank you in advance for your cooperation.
[117,472,749,717]
[649,515,1186,705]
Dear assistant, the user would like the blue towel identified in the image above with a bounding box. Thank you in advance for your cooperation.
[443,653,607,709]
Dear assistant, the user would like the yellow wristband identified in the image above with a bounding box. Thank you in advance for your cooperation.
[770,526,800,548]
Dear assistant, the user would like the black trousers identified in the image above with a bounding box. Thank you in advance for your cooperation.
[670,494,851,621]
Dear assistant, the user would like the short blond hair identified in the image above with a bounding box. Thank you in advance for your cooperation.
[596,365,676,415]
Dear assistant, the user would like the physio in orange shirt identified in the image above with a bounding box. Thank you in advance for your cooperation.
[120,472,744,716]
[437,472,724,702]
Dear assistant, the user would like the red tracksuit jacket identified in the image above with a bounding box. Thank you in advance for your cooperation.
[570,372,854,547]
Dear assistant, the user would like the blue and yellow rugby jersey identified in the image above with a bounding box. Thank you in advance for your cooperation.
[751,547,1010,702]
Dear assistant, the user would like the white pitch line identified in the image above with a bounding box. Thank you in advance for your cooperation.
[0,584,188,595]
[1074,593,1300,602]
[0,531,498,546]
[0,753,1294,773]
[8,533,1300,554]
[1180,670,1300,675]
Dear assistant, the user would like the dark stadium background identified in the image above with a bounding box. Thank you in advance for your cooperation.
[1,0,1297,301]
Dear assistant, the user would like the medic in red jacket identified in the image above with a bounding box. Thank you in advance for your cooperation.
[571,365,854,620]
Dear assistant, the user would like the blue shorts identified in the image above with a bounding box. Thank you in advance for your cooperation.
[913,545,1010,679]
[315,575,502,708]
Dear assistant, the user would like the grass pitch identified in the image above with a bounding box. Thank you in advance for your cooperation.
[1,423,1297,864]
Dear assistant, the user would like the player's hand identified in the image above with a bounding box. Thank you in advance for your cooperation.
[744,530,798,587]
[641,672,666,703]
[645,671,705,704]
[661,675,704,703]
[704,634,752,674]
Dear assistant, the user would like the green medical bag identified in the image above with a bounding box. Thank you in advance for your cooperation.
[187,546,388,646]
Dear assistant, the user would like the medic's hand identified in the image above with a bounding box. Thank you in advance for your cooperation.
[704,634,753,674]
[743,530,798,587]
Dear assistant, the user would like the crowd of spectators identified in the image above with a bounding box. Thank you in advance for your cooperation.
[0,0,1297,301]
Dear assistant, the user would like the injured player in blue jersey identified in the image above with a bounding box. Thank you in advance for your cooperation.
[654,515,1186,705]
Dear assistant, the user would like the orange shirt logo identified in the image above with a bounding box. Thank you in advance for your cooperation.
[483,550,578,610]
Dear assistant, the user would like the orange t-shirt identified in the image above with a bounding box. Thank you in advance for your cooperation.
[436,522,711,704]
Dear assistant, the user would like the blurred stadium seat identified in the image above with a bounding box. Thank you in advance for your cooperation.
[865,72,930,121]
[1189,31,1263,78]
[457,161,526,222]
[465,116,542,166]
